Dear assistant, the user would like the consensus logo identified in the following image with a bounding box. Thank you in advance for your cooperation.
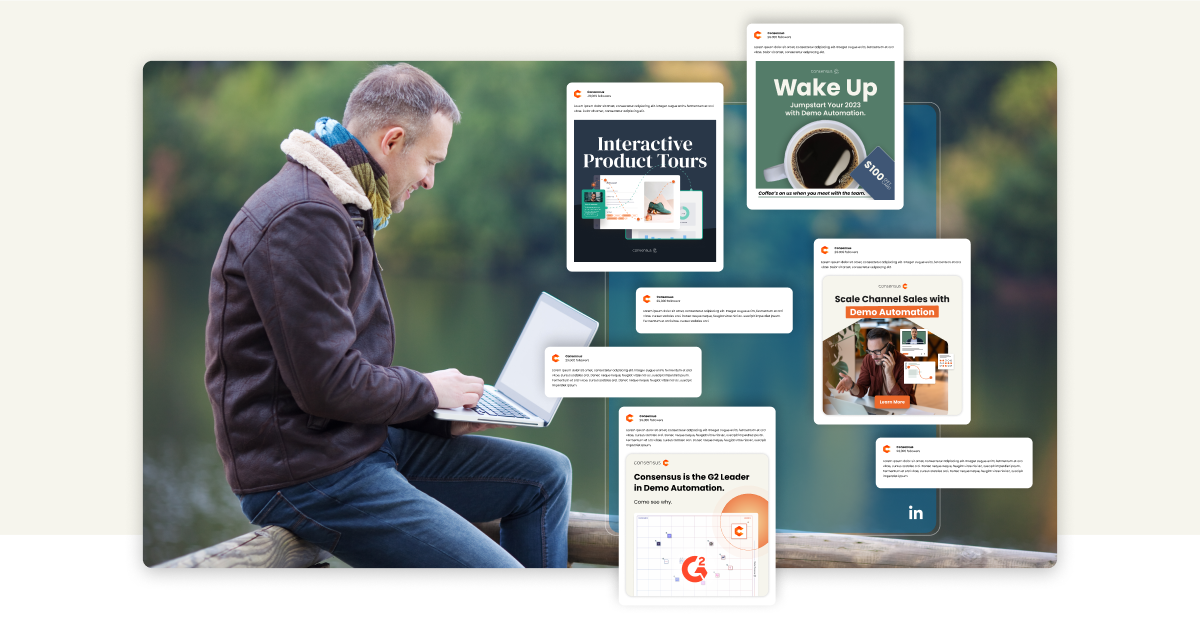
[551,354,560,363]
[573,89,581,98]
[820,246,828,254]
[753,31,762,39]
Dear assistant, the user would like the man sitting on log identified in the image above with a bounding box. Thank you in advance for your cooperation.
[203,63,571,568]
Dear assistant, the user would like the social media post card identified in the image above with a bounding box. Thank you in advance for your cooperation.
[596,174,681,230]
[747,24,903,209]
[618,407,775,605]
[877,438,1033,489]
[567,82,723,272]
[629,190,703,240]
[545,347,701,398]
[814,239,971,424]
[635,287,793,334]
[899,327,929,357]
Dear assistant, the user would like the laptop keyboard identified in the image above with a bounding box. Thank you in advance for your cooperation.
[473,390,528,419]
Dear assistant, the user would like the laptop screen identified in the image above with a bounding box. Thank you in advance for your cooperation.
[496,293,599,420]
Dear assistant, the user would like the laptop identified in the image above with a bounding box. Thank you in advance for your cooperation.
[432,292,599,427]
[825,385,894,416]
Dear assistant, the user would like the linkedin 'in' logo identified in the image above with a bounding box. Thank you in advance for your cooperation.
[908,505,923,520]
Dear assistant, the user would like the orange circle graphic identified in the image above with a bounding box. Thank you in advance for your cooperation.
[722,494,769,550]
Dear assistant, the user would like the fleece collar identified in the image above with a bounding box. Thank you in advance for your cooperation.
[279,130,372,211]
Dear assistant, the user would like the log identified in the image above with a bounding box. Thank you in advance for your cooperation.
[153,526,331,568]
[156,512,1055,568]
[475,511,616,566]
[773,531,1057,568]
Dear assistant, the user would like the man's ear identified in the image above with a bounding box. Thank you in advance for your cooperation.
[380,126,406,156]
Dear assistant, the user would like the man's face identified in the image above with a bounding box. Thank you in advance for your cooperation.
[866,337,884,363]
[374,112,454,211]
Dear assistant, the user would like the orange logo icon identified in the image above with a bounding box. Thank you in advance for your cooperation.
[820,246,828,254]
[662,459,669,467]
[732,524,745,538]
[902,283,908,289]
[625,414,633,422]
[551,354,559,363]
[573,90,581,98]
[642,295,651,303]
[754,31,762,39]
[682,556,706,582]
[883,445,891,453]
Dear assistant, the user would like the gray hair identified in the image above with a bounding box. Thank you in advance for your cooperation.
[343,63,461,149]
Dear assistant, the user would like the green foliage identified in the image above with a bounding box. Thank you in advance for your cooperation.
[143,61,645,281]
[908,61,1057,291]
[966,62,1058,285]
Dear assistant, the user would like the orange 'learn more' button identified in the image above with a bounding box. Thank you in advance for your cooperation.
[875,396,911,409]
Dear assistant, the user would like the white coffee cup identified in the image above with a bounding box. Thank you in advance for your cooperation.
[762,120,866,190]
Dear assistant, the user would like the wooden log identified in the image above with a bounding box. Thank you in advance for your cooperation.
[774,531,1057,568]
[154,526,330,569]
[156,512,1055,569]
[473,511,617,566]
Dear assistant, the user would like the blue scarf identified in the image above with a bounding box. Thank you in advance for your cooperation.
[311,117,392,231]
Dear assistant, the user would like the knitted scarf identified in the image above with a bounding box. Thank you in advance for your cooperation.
[311,117,393,231]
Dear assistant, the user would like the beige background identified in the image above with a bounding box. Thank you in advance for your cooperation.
[0,1,1196,535]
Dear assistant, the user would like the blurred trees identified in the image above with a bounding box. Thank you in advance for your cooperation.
[144,61,1059,553]
[909,61,1057,302]
[146,60,1056,295]
[144,61,651,282]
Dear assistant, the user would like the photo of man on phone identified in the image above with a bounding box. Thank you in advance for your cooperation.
[835,327,916,404]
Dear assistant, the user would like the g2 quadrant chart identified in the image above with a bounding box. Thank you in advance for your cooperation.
[633,513,758,597]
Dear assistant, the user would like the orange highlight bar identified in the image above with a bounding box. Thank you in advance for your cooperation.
[845,306,940,318]
[875,396,911,409]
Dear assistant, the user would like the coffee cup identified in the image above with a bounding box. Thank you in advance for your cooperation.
[762,120,866,190]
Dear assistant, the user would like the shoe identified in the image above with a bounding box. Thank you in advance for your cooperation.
[647,202,671,215]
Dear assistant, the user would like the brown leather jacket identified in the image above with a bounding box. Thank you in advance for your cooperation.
[205,158,445,494]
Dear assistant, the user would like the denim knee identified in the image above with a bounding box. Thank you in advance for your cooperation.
[536,448,572,497]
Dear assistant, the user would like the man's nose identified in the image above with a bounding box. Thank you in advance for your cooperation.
[421,167,435,189]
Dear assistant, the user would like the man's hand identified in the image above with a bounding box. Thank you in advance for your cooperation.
[424,368,485,409]
[879,351,895,373]
[835,371,854,394]
[449,421,513,437]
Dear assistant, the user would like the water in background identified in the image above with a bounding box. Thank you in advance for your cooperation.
[144,61,1057,563]
[143,257,606,565]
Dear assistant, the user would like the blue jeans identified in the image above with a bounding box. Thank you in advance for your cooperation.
[238,427,572,568]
